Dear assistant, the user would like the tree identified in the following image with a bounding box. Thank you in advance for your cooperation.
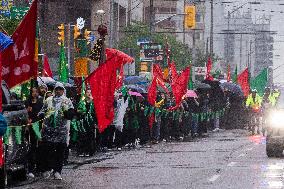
[117,22,191,73]
[0,18,20,35]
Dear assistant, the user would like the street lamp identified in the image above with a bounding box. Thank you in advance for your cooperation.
[96,10,105,24]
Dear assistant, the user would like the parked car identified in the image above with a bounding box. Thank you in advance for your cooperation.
[0,82,29,188]
[266,90,284,157]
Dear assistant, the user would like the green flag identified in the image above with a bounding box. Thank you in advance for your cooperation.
[233,65,238,83]
[250,68,268,96]
[188,66,194,90]
[59,44,68,83]
[77,78,87,113]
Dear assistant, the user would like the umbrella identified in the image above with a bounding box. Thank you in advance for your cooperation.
[124,76,149,85]
[129,91,143,97]
[220,82,244,96]
[126,84,147,93]
[37,76,56,86]
[196,82,211,89]
[185,90,197,98]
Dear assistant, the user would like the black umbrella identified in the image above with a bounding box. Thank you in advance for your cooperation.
[196,82,211,89]
[124,76,149,85]
[220,82,244,97]
[126,84,147,94]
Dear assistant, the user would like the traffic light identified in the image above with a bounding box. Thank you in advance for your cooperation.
[74,25,81,39]
[185,5,196,29]
[84,29,91,44]
[58,23,65,45]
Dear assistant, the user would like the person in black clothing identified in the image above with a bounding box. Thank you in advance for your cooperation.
[25,87,44,178]
[186,96,200,138]
[198,92,209,136]
[77,89,97,156]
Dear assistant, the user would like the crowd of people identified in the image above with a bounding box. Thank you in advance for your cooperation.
[15,79,280,181]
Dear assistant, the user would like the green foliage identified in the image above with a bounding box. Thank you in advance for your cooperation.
[116,22,191,72]
[0,18,20,35]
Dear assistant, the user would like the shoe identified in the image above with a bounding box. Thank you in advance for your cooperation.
[117,148,122,151]
[42,171,51,179]
[213,128,220,132]
[54,172,62,180]
[84,153,90,157]
[78,154,84,157]
[27,172,35,178]
[162,139,167,142]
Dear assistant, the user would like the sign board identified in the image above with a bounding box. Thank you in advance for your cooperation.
[137,38,151,46]
[194,67,206,75]
[140,43,164,64]
[10,6,29,19]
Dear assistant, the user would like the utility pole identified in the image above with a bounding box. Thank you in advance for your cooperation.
[183,0,186,44]
[210,0,213,58]
[240,34,242,71]
[109,0,114,47]
[150,0,154,34]
[127,0,131,26]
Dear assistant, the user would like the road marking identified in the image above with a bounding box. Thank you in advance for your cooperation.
[208,174,220,182]
[246,148,253,151]
[227,162,237,167]
[238,153,245,157]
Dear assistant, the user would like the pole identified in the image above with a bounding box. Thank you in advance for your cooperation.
[210,0,213,58]
[249,40,252,72]
[183,0,186,44]
[226,11,230,65]
[127,0,131,26]
[240,34,242,71]
[109,0,114,47]
[150,0,154,34]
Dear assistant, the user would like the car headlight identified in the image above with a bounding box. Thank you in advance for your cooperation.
[269,111,284,128]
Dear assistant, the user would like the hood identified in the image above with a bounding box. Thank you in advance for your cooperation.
[54,82,66,96]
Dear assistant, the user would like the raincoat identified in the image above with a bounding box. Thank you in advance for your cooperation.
[246,93,262,112]
[40,83,74,144]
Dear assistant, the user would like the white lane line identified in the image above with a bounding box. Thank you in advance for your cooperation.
[246,148,253,151]
[208,174,220,182]
[238,153,245,157]
[227,162,237,167]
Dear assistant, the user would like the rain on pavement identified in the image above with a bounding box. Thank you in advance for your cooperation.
[11,130,284,189]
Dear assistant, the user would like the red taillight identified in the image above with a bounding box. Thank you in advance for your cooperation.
[0,137,3,167]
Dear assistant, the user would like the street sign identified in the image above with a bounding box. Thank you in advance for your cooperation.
[194,67,206,75]
[76,17,85,30]
[10,6,29,19]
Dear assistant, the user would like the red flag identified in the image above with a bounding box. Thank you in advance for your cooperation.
[1,0,38,88]
[87,48,133,133]
[169,67,190,110]
[206,57,214,81]
[227,64,231,82]
[169,62,178,82]
[115,64,124,90]
[43,54,53,78]
[147,76,157,106]
[237,68,250,96]
[153,64,169,94]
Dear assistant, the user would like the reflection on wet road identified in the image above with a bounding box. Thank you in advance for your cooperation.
[13,130,284,189]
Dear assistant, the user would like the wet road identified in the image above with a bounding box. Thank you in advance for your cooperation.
[12,130,284,189]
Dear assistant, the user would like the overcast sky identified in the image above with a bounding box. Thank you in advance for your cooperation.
[220,0,284,83]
